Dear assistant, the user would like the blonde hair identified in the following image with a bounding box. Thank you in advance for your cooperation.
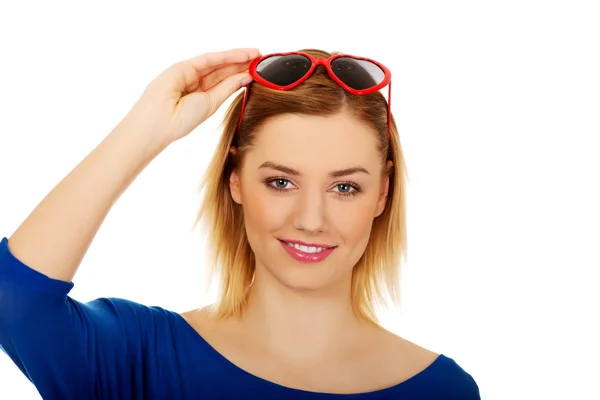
[195,49,409,324]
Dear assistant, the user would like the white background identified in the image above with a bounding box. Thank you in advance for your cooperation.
[1,1,599,399]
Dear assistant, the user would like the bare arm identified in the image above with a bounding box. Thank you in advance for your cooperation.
[5,48,259,283]
[8,121,165,282]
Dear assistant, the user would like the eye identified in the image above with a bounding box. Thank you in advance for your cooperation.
[331,182,361,197]
[272,178,291,189]
[264,177,296,192]
[334,184,354,193]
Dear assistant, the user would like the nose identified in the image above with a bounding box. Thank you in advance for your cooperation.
[293,188,328,234]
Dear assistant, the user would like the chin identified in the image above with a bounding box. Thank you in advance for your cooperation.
[275,272,333,292]
[267,257,350,293]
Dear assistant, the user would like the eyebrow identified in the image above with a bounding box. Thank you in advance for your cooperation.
[258,161,370,178]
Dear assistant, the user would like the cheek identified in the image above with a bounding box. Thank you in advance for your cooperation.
[329,196,378,245]
[333,208,374,245]
[241,185,290,236]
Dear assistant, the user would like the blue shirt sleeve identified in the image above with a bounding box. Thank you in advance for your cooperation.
[0,237,151,399]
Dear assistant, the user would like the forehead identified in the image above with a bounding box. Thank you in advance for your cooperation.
[245,112,381,171]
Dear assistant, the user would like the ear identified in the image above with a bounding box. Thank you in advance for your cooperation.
[229,169,242,205]
[375,160,393,217]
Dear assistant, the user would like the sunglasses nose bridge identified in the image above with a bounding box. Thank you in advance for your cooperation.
[313,58,328,67]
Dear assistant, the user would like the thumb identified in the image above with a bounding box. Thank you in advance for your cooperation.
[206,71,253,113]
[177,72,252,133]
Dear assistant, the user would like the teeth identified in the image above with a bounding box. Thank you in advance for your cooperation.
[287,242,326,253]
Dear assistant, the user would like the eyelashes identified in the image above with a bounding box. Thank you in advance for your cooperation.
[263,176,362,197]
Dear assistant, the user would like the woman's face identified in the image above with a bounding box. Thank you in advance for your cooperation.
[230,111,390,293]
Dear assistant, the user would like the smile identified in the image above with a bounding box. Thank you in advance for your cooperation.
[285,242,327,253]
[278,239,336,263]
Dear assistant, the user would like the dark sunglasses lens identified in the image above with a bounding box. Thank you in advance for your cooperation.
[256,54,312,86]
[330,57,385,90]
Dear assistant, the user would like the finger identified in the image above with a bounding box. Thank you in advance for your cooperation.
[206,71,253,113]
[178,61,252,95]
[187,48,260,75]
[155,49,259,95]
[179,71,252,125]
[192,48,261,78]
[196,60,254,92]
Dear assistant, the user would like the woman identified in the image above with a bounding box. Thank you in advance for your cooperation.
[0,48,480,399]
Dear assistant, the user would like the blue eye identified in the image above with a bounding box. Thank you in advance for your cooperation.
[273,179,289,189]
[265,178,294,191]
[263,177,361,197]
[331,183,360,196]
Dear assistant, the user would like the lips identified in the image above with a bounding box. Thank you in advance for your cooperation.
[278,239,336,263]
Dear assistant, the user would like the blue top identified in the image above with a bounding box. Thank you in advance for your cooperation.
[0,237,480,399]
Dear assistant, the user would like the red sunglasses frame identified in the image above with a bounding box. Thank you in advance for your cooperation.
[237,52,393,139]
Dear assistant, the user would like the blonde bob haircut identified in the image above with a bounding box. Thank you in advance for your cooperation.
[195,49,409,325]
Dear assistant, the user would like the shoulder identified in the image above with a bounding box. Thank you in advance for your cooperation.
[372,328,440,380]
[179,305,224,340]
[79,297,186,343]
[374,329,480,398]
[82,296,173,321]
[426,354,481,398]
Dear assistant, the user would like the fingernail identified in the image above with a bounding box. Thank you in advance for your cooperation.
[241,75,253,86]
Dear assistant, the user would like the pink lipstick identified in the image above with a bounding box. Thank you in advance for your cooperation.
[278,239,336,263]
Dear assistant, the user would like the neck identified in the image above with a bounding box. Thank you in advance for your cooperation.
[239,267,373,361]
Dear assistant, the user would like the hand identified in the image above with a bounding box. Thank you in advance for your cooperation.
[123,48,260,150]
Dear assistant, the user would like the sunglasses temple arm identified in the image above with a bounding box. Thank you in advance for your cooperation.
[387,81,392,141]
[237,86,250,133]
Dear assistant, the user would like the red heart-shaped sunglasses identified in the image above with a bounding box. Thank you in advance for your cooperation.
[237,52,392,139]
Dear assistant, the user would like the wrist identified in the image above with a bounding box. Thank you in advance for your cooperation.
[109,114,169,163]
